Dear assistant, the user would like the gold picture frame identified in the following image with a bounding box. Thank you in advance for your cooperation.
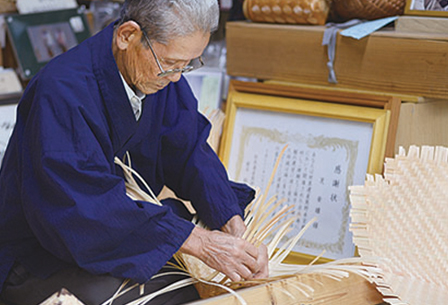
[219,80,393,264]
[405,0,448,17]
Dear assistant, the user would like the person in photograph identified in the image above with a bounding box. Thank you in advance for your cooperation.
[55,28,69,53]
[41,29,56,58]
[425,0,448,10]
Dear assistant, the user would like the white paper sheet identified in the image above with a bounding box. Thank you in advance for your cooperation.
[227,107,373,259]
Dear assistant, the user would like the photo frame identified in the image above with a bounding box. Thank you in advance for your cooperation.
[219,80,395,263]
[5,8,91,80]
[405,0,448,17]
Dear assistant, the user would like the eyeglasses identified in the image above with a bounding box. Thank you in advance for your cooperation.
[141,30,204,78]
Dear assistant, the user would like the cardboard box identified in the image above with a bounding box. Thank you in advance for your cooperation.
[226,21,448,100]
[395,16,448,34]
[395,100,448,152]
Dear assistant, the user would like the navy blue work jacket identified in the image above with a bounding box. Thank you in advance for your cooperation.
[0,22,254,291]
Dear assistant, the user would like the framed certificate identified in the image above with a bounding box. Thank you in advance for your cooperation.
[219,80,397,263]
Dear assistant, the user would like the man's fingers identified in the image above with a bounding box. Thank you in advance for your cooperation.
[240,253,259,277]
[221,215,246,238]
[241,239,259,259]
[234,240,269,280]
[228,271,241,282]
[252,244,269,279]
[235,264,254,281]
[181,227,269,282]
[241,255,260,278]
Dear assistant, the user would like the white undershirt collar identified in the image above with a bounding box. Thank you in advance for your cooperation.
[119,73,146,121]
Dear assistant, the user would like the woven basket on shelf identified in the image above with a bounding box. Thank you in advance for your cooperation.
[330,0,405,22]
[243,0,332,25]
[0,0,17,13]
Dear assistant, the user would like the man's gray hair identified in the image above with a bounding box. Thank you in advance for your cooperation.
[118,0,219,44]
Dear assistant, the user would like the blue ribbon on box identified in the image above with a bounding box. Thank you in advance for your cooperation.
[340,16,399,40]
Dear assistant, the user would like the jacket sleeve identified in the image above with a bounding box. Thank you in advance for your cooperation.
[19,77,194,283]
[159,78,255,230]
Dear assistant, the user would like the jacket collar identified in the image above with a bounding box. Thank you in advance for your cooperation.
[90,22,139,154]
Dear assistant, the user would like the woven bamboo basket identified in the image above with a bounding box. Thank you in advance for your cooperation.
[0,0,17,13]
[243,0,331,25]
[194,282,227,299]
[194,280,261,299]
[330,0,405,22]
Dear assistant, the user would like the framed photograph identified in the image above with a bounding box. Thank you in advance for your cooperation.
[219,81,393,263]
[405,0,448,16]
[5,8,91,80]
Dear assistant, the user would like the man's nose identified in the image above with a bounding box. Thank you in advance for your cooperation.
[165,72,182,83]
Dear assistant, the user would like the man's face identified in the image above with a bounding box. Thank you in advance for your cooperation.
[119,26,210,95]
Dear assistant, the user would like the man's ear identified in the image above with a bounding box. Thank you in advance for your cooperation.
[115,20,142,50]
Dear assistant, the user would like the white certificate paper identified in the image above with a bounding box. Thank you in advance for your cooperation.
[227,107,373,259]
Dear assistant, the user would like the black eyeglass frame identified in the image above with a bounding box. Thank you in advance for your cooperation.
[141,30,204,78]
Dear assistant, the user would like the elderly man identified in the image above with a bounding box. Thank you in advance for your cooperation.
[0,0,268,304]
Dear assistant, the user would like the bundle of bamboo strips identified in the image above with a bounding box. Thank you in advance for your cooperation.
[349,145,448,305]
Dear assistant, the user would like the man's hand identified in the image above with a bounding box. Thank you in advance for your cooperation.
[221,215,269,279]
[221,215,246,238]
[252,242,269,279]
[180,226,269,282]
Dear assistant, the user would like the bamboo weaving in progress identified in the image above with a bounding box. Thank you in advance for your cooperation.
[38,114,383,305]
[109,146,382,305]
[349,145,448,305]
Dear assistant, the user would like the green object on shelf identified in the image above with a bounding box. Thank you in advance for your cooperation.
[5,7,91,80]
